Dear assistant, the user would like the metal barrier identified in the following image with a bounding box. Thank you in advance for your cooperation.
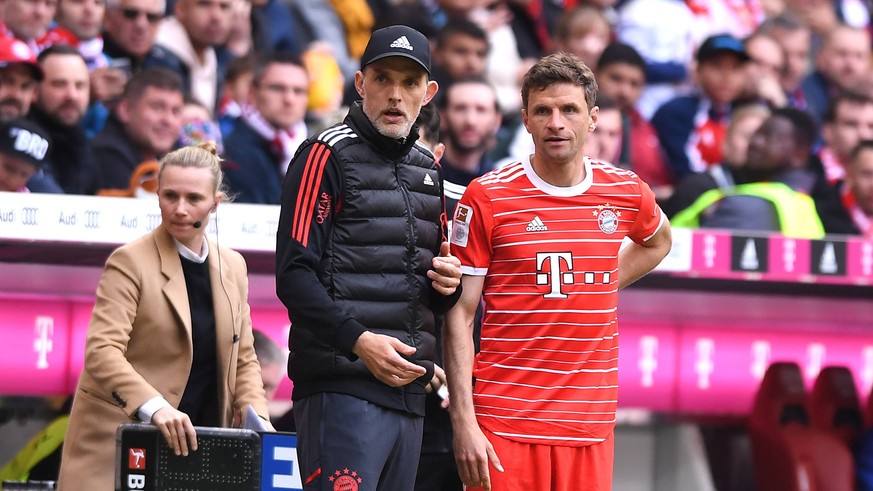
[1,482,56,490]
[115,424,302,491]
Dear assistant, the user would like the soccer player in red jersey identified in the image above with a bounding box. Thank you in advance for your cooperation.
[444,52,673,491]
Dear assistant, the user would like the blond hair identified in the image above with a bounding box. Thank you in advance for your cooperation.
[158,142,230,200]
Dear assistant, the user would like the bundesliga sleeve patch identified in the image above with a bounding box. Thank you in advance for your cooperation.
[451,204,472,248]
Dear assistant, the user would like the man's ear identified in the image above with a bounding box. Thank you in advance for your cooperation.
[423,80,439,106]
[117,98,131,124]
[588,106,600,132]
[354,71,365,98]
[433,142,446,162]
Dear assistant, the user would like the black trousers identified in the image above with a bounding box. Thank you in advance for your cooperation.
[294,392,424,491]
[414,452,463,491]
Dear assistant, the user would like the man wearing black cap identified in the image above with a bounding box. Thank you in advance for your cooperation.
[0,117,51,192]
[651,33,749,180]
[276,24,463,491]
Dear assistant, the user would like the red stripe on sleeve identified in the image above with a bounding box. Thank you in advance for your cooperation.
[291,145,313,241]
[298,146,330,246]
[291,143,330,246]
[291,143,325,241]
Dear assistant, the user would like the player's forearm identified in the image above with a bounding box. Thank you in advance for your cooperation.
[443,305,478,427]
[618,223,672,289]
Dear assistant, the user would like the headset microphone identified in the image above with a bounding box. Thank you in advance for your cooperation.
[192,205,214,229]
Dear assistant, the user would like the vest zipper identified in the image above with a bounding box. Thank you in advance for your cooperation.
[395,161,420,349]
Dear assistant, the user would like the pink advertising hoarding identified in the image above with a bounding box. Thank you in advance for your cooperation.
[617,323,680,413]
[0,298,74,395]
[4,298,873,417]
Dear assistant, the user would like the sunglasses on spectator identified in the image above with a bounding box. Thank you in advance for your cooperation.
[120,7,163,23]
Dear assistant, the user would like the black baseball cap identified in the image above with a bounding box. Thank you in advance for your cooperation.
[697,34,750,63]
[0,118,51,168]
[360,25,431,75]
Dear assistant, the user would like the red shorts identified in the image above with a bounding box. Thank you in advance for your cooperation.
[466,427,615,491]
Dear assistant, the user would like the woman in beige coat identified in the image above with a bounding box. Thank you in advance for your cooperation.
[58,142,271,491]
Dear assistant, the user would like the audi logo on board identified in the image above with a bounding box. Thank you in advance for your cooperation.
[20,207,38,226]
[146,214,161,231]
[84,210,100,229]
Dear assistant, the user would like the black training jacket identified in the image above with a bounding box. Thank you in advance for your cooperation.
[276,102,460,416]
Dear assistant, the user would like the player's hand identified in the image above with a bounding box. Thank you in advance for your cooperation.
[428,241,461,296]
[152,406,197,456]
[453,423,503,490]
[427,364,451,409]
[352,332,427,386]
[426,363,446,393]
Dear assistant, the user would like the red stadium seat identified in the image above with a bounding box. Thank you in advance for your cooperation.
[809,366,863,449]
[748,362,855,491]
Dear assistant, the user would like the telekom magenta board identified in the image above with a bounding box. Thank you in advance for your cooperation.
[4,295,873,416]
[0,297,75,394]
[689,231,873,284]
[617,322,873,415]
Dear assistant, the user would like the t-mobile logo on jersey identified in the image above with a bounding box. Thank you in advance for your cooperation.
[536,252,574,298]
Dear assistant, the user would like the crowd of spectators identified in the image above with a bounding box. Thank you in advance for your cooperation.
[2,0,873,487]
[0,0,871,240]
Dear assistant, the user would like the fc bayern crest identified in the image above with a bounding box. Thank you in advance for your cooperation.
[329,468,363,491]
[593,204,620,234]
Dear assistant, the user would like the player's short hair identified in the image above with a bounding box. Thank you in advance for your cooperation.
[522,52,598,112]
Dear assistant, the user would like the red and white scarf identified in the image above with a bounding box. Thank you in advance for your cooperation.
[842,186,873,238]
[240,104,307,175]
[819,146,847,186]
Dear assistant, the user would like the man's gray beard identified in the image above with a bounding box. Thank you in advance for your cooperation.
[373,118,413,140]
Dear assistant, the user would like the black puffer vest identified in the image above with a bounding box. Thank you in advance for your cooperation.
[290,103,443,415]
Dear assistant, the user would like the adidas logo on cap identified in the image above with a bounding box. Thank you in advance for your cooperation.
[361,25,431,74]
[390,36,414,51]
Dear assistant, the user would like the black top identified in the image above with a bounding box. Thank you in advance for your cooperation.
[89,113,143,192]
[276,103,461,416]
[178,256,219,427]
[27,105,94,195]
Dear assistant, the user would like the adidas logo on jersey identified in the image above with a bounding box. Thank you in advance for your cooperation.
[423,174,434,186]
[390,36,414,50]
[526,216,548,232]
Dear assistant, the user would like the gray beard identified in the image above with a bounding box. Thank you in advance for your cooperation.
[373,119,413,140]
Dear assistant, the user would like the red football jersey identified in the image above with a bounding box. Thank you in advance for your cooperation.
[451,158,665,446]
